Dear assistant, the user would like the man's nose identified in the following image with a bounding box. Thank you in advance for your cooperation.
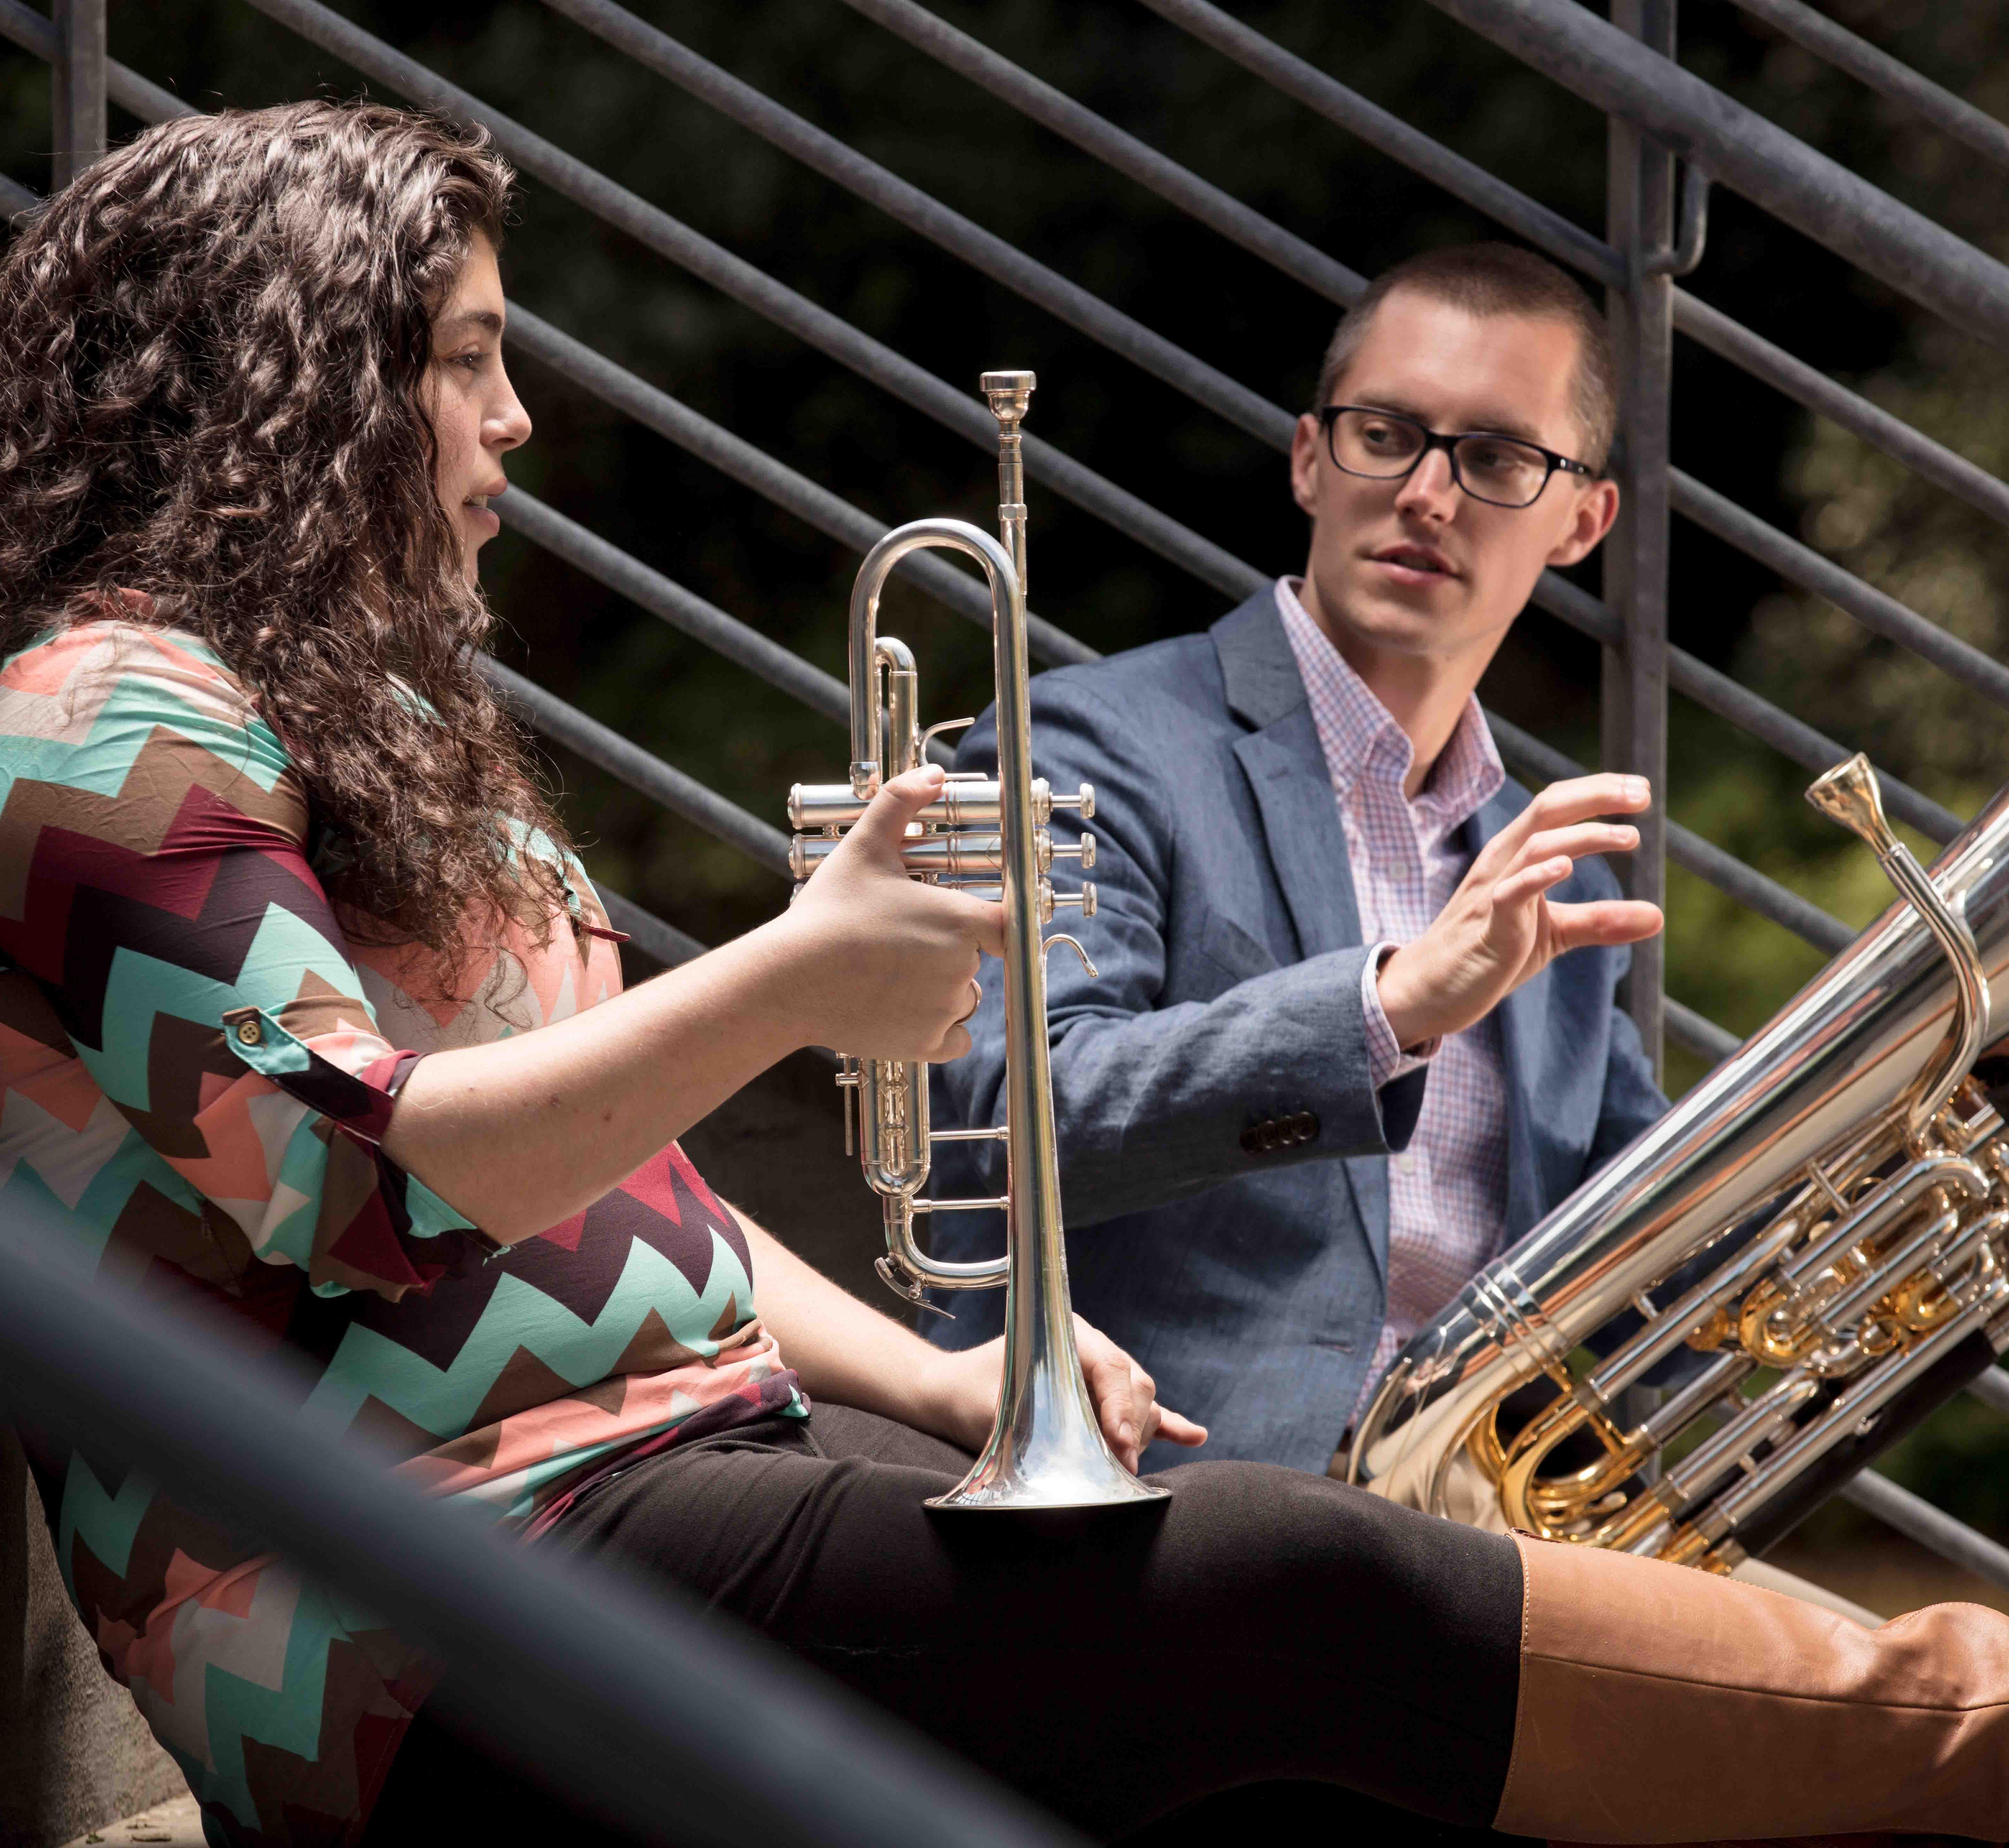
[1393,448,1458,518]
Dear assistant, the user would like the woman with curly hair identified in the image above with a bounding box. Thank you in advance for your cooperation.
[2,100,2006,1848]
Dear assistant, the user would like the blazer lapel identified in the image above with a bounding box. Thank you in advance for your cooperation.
[1215,593,1387,1279]
[1215,595,1360,961]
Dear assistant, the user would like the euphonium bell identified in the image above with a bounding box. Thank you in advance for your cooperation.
[787,371,1166,1513]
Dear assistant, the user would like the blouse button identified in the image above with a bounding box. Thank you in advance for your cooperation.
[236,1019,264,1046]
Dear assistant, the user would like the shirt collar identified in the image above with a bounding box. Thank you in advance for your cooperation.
[1273,577,1504,826]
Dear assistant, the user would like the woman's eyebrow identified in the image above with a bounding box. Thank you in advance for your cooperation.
[438,309,503,336]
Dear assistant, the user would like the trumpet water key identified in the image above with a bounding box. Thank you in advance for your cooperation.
[788,370,1165,1513]
[1349,752,2009,1572]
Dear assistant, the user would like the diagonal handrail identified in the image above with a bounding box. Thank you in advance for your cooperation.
[539,0,1292,449]
[835,0,1366,306]
[1665,997,1738,1064]
[1419,0,2009,353]
[500,487,851,727]
[50,0,1981,833]
[1131,0,1626,290]
[0,0,195,121]
[1670,293,2009,533]
[234,0,1258,605]
[1727,0,2009,176]
[0,13,1958,888]
[845,0,2009,538]
[479,656,792,877]
[502,306,1091,667]
[1672,471,2009,716]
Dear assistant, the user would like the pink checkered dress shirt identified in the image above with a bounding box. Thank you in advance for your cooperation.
[1272,579,1512,1418]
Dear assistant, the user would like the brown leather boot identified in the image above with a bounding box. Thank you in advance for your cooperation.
[1493,1532,2009,1844]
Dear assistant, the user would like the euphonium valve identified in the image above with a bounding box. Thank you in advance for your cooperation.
[787,370,1163,1513]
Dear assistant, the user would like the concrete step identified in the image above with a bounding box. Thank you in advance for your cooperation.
[59,1795,201,1848]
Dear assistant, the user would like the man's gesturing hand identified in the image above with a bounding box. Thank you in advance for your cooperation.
[1376,773,1663,1053]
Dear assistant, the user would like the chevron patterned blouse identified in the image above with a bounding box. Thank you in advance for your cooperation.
[0,619,804,1846]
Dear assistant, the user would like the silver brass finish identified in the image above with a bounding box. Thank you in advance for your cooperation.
[1349,753,2009,1571]
[790,370,1159,1513]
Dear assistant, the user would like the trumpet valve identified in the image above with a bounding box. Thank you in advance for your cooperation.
[1046,781,1095,821]
[1040,879,1098,924]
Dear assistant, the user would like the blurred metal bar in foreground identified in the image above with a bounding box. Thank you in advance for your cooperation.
[0,1223,1079,1848]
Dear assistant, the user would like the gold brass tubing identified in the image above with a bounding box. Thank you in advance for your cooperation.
[1497,1393,1639,1535]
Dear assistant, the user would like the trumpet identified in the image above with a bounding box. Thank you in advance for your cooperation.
[788,370,1166,1513]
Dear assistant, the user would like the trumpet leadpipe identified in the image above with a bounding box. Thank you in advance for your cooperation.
[787,776,1094,832]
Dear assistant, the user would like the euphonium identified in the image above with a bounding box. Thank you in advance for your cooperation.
[787,371,1166,1513]
[1350,754,2009,1571]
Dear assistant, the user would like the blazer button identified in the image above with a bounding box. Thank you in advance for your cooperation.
[1240,1119,1277,1155]
[1292,1111,1320,1144]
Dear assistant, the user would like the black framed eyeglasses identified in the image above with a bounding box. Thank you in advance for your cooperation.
[1317,405,1596,509]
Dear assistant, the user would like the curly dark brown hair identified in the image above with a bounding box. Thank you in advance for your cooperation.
[0,100,569,987]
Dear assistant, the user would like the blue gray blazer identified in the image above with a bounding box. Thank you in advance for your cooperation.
[926,590,1667,1472]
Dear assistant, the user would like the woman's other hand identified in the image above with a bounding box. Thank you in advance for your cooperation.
[917,1317,1207,1473]
[778,764,1006,1062]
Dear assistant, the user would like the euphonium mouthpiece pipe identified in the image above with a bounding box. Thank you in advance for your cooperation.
[1808,753,1989,1140]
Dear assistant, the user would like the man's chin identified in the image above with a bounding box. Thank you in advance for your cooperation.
[1328,586,1466,655]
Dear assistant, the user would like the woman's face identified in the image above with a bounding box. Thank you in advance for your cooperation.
[425,231,531,583]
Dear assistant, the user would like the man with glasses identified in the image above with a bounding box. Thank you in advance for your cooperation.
[926,242,1669,1477]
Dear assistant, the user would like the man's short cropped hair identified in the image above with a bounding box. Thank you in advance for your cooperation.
[1312,242,1619,474]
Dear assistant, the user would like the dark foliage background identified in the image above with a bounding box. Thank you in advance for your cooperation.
[4,0,2007,1556]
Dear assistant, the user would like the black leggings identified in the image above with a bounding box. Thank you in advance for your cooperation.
[371,1406,1530,1845]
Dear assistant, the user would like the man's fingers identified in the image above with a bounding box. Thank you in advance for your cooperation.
[1545,898,1665,950]
[1514,821,1638,873]
[1495,855,1574,909]
[1495,773,1651,856]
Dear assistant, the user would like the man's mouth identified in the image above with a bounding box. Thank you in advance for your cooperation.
[1369,542,1457,581]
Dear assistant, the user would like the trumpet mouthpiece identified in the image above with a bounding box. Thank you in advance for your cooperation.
[980,370,1035,422]
[1806,752,1895,855]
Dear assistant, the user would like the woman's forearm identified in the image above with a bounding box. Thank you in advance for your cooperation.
[382,919,809,1241]
[379,768,1003,1246]
[733,1212,965,1441]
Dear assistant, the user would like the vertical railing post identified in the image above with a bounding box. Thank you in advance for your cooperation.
[51,0,108,190]
[1603,0,1676,1081]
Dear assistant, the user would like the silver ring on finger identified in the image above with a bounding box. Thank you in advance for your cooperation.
[954,976,983,1027]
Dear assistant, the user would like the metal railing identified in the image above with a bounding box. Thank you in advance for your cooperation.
[0,1216,1075,1848]
[6,0,2009,1633]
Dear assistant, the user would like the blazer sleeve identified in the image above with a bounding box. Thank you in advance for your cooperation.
[1586,939,1672,1177]
[934,674,1425,1229]
[0,624,482,1301]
